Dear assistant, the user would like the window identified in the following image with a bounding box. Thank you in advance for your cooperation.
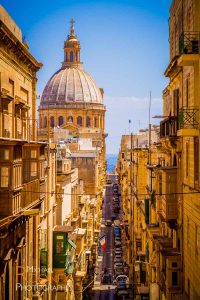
[158,174,162,195]
[94,117,98,127]
[0,149,10,160]
[50,116,54,127]
[77,116,82,126]
[86,116,90,127]
[70,51,73,62]
[31,162,37,178]
[173,89,179,117]
[2,102,8,113]
[0,167,9,187]
[31,149,37,159]
[15,105,21,118]
[187,216,190,247]
[9,79,14,97]
[195,224,199,255]
[172,262,177,268]
[67,116,73,123]
[186,142,189,177]
[186,77,190,107]
[20,87,28,102]
[44,116,47,128]
[194,137,199,184]
[66,52,68,62]
[58,116,64,126]
[172,272,178,287]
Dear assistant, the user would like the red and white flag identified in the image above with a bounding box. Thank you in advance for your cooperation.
[99,235,106,250]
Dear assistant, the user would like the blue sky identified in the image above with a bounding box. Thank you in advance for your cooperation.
[2,0,172,153]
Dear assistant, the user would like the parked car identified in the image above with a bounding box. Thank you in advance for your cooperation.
[115,244,122,249]
[106,220,112,226]
[113,206,120,214]
[101,273,112,284]
[111,214,117,221]
[115,241,122,246]
[114,275,129,290]
[114,258,123,263]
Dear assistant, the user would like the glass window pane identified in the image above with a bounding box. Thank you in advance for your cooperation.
[0,167,9,187]
[31,162,37,177]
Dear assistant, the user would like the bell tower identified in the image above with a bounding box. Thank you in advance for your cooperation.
[63,19,81,66]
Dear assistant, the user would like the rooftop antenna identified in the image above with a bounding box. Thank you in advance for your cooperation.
[148,91,152,165]
[129,119,131,134]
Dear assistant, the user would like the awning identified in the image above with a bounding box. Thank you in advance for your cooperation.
[67,239,76,249]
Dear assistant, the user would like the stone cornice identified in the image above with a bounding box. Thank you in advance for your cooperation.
[0,20,42,72]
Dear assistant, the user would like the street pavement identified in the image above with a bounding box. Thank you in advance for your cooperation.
[91,176,117,300]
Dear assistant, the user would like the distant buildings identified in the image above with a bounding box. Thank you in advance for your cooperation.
[37,19,106,300]
[0,7,106,300]
[118,0,200,299]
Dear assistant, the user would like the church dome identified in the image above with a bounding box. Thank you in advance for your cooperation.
[40,20,103,105]
[41,65,103,105]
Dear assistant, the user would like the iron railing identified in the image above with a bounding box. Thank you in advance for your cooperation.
[179,31,200,54]
[178,107,199,129]
[160,116,178,138]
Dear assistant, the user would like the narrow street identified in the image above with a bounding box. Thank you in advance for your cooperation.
[89,174,131,300]
[91,175,117,300]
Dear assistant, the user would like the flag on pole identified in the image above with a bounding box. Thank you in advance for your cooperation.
[99,235,106,250]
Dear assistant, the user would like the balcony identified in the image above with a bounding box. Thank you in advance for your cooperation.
[22,179,40,208]
[179,31,200,55]
[178,107,199,136]
[159,167,177,222]
[160,116,178,139]
[178,32,200,66]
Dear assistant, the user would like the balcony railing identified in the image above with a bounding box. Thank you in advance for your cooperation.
[160,116,178,138]
[179,31,200,55]
[178,107,199,129]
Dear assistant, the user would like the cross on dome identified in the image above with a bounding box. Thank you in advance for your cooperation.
[70,19,75,27]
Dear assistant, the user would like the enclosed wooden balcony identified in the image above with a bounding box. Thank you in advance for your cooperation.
[160,116,178,139]
[22,178,40,208]
[158,167,177,222]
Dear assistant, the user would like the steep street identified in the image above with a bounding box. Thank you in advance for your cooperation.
[91,176,116,300]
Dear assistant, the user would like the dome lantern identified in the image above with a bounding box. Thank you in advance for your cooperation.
[63,19,81,67]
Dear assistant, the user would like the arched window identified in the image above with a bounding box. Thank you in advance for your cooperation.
[50,116,54,128]
[67,116,73,123]
[66,52,68,62]
[44,116,47,128]
[77,116,82,127]
[86,116,90,127]
[94,117,98,128]
[58,116,64,126]
[70,51,73,62]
